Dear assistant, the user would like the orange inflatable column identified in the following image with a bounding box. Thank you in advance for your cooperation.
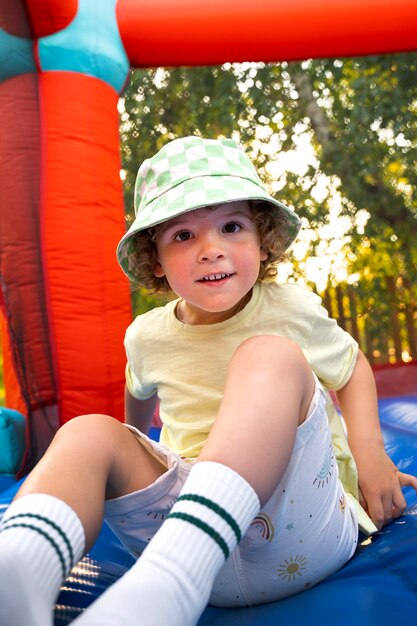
[40,72,131,425]
[0,0,133,469]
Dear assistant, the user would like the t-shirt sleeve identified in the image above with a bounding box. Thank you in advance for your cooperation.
[124,320,158,400]
[303,297,359,390]
[125,362,156,400]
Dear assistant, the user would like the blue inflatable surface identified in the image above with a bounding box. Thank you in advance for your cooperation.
[1,396,417,625]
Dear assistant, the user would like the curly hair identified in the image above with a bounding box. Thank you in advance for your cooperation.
[128,201,294,293]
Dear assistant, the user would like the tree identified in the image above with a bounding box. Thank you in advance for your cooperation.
[286,56,417,278]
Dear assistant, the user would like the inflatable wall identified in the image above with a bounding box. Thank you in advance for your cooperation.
[1,0,417,471]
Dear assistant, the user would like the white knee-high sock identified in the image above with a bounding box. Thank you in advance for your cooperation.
[0,493,85,626]
[73,461,260,626]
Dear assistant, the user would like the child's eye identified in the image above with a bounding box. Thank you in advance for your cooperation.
[174,230,193,241]
[222,222,241,234]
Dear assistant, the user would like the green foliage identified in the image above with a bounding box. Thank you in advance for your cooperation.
[131,287,174,317]
[302,55,417,268]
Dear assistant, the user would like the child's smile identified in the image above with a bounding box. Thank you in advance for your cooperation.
[197,272,234,283]
[153,201,267,325]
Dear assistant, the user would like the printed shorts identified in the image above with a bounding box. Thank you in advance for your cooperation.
[104,380,358,607]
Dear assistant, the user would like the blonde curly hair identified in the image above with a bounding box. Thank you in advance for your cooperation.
[128,201,294,293]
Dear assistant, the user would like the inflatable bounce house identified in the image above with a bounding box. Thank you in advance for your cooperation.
[0,1,417,624]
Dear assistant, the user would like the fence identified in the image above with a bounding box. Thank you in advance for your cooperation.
[318,276,417,366]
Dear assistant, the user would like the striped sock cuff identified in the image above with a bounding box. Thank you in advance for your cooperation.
[175,494,242,543]
[0,494,85,581]
[0,513,74,578]
[167,496,237,560]
[166,462,260,561]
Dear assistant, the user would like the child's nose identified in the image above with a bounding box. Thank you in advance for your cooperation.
[199,249,225,262]
[198,233,226,262]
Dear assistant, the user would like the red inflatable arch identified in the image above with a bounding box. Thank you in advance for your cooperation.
[0,0,417,470]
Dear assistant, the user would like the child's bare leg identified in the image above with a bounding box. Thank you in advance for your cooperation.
[200,335,315,503]
[17,414,166,548]
[0,414,166,626]
[74,336,315,626]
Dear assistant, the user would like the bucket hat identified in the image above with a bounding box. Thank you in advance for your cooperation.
[117,136,301,282]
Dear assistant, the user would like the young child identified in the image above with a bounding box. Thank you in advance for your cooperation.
[1,136,416,626]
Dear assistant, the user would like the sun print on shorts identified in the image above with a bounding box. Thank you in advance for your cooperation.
[277,555,307,581]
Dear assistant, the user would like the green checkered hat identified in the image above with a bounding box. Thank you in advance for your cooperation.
[117,136,301,281]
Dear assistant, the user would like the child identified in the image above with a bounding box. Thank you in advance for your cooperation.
[1,136,416,626]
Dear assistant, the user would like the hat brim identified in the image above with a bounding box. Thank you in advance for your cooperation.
[117,174,301,282]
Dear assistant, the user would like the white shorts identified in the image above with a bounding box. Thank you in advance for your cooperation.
[104,381,358,607]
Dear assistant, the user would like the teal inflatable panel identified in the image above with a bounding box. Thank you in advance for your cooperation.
[1,396,417,625]
[0,407,26,475]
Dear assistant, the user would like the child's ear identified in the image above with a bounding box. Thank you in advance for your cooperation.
[153,262,165,278]
[260,249,268,262]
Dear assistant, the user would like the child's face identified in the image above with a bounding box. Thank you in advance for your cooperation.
[153,201,267,324]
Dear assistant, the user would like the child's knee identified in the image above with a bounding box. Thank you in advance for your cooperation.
[229,336,314,394]
[54,413,122,444]
[233,335,308,368]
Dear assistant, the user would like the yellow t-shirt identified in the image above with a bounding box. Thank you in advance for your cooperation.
[125,281,377,534]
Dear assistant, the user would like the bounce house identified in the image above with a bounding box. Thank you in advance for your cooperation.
[1,1,417,624]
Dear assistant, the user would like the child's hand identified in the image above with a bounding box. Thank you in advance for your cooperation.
[355,444,417,530]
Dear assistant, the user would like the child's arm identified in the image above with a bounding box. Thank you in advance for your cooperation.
[124,386,159,434]
[335,350,417,529]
